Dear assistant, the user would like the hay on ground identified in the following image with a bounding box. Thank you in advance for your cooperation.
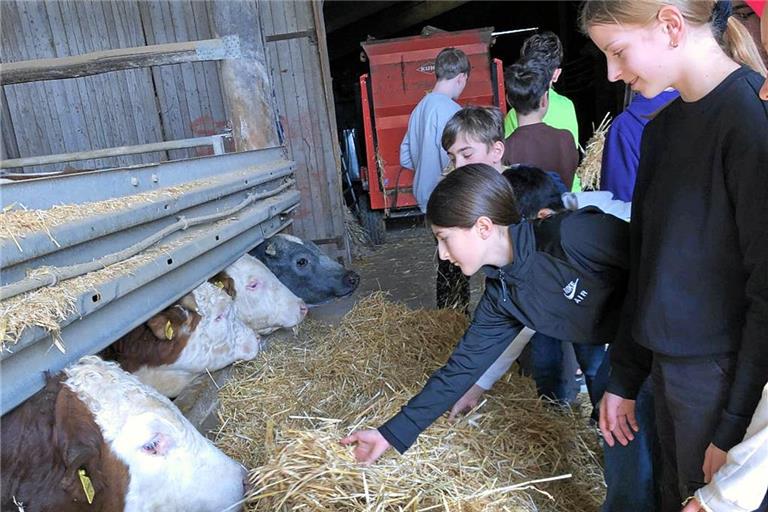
[216,293,605,511]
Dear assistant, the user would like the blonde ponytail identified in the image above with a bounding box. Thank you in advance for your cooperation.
[721,16,767,76]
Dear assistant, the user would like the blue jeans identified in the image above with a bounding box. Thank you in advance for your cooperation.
[594,353,659,512]
[527,333,607,407]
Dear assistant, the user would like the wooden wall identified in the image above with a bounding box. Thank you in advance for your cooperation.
[260,0,348,259]
[0,0,346,257]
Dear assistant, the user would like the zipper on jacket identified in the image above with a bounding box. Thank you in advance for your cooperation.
[498,270,509,302]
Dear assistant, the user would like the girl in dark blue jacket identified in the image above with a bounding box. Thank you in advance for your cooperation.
[342,164,631,462]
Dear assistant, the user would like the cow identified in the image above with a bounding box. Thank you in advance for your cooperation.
[1,356,245,512]
[224,253,308,334]
[103,281,260,397]
[250,234,360,305]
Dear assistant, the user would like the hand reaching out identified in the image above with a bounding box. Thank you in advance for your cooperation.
[448,384,486,420]
[340,429,391,465]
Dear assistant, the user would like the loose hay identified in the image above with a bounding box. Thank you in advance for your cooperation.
[575,114,611,191]
[216,293,605,511]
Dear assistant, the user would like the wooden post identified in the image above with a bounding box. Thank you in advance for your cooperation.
[209,1,279,151]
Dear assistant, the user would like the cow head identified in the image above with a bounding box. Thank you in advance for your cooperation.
[250,234,360,305]
[226,254,308,335]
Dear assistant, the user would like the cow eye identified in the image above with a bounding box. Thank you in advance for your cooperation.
[296,258,308,268]
[142,438,159,455]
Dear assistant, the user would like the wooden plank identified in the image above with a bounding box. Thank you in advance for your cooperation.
[108,0,166,165]
[265,0,320,239]
[168,1,202,157]
[140,0,189,161]
[293,1,331,239]
[0,88,20,160]
[209,0,278,151]
[312,0,348,253]
[192,0,227,149]
[0,36,234,85]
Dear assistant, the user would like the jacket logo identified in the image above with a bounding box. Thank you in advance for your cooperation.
[563,278,588,304]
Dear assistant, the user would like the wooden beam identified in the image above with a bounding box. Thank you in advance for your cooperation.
[209,1,279,151]
[0,37,238,86]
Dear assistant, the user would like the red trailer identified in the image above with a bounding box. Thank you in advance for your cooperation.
[358,27,505,242]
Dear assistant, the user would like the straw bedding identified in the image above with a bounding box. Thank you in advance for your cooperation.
[215,293,605,511]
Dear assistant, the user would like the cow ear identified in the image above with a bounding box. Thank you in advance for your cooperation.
[147,313,172,340]
[53,385,108,498]
[180,293,199,312]
[264,241,277,257]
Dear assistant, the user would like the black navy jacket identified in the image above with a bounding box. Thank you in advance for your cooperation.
[379,208,630,453]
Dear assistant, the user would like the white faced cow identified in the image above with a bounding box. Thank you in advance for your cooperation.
[1,356,246,512]
[224,254,308,335]
[104,282,260,397]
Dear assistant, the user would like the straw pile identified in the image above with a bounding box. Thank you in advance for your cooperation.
[575,114,612,191]
[216,293,605,511]
[0,181,208,250]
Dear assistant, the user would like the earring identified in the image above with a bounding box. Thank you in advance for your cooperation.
[669,40,679,48]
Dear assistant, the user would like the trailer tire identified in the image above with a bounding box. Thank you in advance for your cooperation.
[359,196,386,245]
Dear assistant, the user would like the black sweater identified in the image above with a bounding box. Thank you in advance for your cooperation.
[608,67,768,451]
[379,208,630,453]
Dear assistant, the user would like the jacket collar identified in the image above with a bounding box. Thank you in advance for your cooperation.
[482,221,536,282]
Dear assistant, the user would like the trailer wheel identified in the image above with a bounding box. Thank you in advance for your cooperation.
[358,195,386,245]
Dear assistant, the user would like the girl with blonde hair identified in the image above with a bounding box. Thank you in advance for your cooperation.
[581,1,768,510]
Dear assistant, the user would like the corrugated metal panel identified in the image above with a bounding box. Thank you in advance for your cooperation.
[260,0,348,259]
[0,147,298,414]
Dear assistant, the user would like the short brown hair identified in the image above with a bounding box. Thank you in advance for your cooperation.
[427,163,521,228]
[441,106,504,151]
[435,47,471,80]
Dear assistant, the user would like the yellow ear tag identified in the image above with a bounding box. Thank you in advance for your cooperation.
[213,280,225,289]
[78,468,95,504]
[164,320,174,340]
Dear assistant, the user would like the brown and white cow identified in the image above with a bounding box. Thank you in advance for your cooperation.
[225,254,308,335]
[104,281,260,397]
[1,356,245,512]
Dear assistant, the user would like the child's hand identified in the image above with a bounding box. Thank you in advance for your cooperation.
[760,78,768,101]
[448,384,485,420]
[340,429,391,465]
[702,443,727,483]
[598,392,638,447]
[681,497,704,511]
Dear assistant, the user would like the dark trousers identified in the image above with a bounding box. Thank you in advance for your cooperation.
[520,333,607,407]
[651,353,767,512]
[436,257,469,312]
[592,354,659,512]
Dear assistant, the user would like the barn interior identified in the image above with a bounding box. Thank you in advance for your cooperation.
[0,1,637,510]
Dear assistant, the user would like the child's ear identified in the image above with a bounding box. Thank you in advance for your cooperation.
[657,5,684,45]
[540,91,549,110]
[551,68,562,84]
[491,141,505,164]
[475,216,495,239]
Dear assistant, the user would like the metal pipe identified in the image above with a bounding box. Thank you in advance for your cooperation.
[0,133,232,170]
[491,27,538,37]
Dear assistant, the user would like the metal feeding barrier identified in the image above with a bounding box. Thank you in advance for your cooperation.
[0,147,299,414]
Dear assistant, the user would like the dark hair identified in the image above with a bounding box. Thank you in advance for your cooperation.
[520,31,563,80]
[427,163,521,228]
[435,47,471,80]
[502,165,564,219]
[504,59,550,115]
[441,106,504,151]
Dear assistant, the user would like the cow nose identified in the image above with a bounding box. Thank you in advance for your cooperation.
[344,271,360,288]
[299,301,308,318]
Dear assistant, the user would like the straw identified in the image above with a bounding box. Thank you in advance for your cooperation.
[216,293,605,511]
